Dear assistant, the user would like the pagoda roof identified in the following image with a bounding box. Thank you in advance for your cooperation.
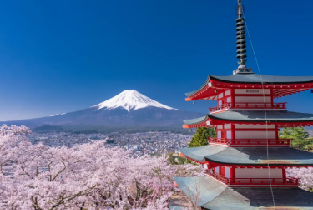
[173,176,313,210]
[179,146,313,166]
[184,110,313,127]
[186,74,313,97]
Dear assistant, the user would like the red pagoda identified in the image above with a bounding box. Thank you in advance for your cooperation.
[172,1,313,209]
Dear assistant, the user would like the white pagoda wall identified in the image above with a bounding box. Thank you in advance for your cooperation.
[235,131,276,139]
[235,125,275,129]
[235,96,271,103]
[234,124,277,140]
[225,166,230,178]
[214,89,276,110]
[234,89,272,105]
[235,168,282,178]
[214,166,231,178]
[216,124,278,140]
[235,89,271,95]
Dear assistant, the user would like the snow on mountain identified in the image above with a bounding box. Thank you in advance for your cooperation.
[49,113,67,117]
[94,90,177,111]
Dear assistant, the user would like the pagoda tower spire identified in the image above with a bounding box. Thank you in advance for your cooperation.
[233,0,253,75]
[236,0,246,65]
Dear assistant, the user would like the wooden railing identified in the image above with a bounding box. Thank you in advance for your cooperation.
[209,102,232,112]
[229,177,299,186]
[205,170,299,187]
[206,170,229,185]
[209,102,287,113]
[208,137,291,147]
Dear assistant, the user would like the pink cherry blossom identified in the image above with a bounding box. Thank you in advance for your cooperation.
[0,125,202,209]
[287,167,313,191]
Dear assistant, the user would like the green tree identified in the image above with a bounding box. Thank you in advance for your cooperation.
[167,152,196,165]
[279,127,312,150]
[188,127,216,148]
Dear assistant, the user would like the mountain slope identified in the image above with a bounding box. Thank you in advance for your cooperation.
[1,90,204,128]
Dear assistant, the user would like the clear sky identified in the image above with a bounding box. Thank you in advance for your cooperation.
[1,0,313,121]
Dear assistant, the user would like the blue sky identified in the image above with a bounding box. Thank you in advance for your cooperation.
[1,0,313,121]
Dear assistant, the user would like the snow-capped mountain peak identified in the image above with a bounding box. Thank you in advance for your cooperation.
[95,90,177,111]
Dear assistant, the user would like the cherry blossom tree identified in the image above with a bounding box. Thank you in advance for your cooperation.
[287,167,313,192]
[0,125,203,209]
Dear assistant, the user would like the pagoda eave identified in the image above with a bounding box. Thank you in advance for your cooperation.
[178,146,313,166]
[204,158,313,167]
[183,110,313,128]
[186,76,313,101]
[181,154,311,168]
[173,176,313,210]
[183,119,313,129]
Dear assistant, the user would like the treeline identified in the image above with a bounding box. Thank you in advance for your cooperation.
[280,127,313,151]
[32,125,195,135]
[32,125,64,133]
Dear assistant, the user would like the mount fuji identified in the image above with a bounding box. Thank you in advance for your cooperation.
[1,90,204,128]
[93,90,177,111]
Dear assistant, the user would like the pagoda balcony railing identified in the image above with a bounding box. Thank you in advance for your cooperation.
[208,137,291,147]
[209,102,287,113]
[229,177,299,186]
[205,170,299,187]
[206,170,229,184]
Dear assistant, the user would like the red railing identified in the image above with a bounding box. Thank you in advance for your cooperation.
[206,171,229,185]
[209,102,232,112]
[209,102,286,113]
[208,137,291,147]
[229,177,299,186]
[205,170,299,187]
[234,102,287,109]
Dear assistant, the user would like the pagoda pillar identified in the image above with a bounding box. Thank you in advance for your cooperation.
[230,166,235,184]
[270,89,274,107]
[282,167,286,183]
[230,89,235,107]
[275,126,279,143]
[231,124,235,144]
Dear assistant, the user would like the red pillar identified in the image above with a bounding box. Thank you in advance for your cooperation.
[281,168,286,182]
[230,166,235,184]
[231,124,235,144]
[230,89,235,108]
[270,89,274,106]
[220,166,225,176]
[275,125,279,141]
